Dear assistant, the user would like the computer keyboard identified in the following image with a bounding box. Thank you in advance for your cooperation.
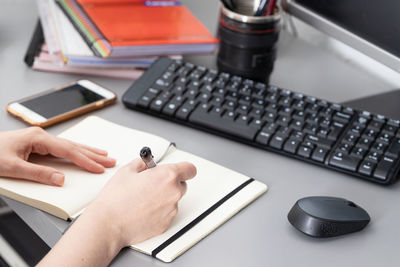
[122,57,400,185]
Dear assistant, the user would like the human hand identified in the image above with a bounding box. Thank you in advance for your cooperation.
[86,159,197,248]
[0,127,116,186]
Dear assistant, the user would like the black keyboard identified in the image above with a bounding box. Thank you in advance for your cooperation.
[122,58,400,185]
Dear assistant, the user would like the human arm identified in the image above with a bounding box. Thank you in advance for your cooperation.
[0,127,116,186]
[37,159,196,267]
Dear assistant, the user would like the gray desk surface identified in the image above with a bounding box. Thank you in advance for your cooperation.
[2,1,400,266]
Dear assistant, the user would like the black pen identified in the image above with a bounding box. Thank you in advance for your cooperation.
[140,147,157,168]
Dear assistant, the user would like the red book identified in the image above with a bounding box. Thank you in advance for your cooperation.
[57,0,218,57]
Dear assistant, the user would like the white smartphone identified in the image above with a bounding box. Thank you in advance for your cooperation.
[7,80,117,128]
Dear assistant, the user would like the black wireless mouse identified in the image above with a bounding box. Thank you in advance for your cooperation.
[287,196,370,238]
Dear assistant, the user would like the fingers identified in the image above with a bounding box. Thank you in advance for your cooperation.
[143,162,194,203]
[74,143,108,156]
[65,150,106,173]
[79,148,116,168]
[11,160,65,186]
[32,133,115,173]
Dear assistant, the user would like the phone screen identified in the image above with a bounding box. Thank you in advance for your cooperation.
[20,84,105,119]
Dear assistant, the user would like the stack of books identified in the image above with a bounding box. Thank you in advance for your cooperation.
[26,0,218,79]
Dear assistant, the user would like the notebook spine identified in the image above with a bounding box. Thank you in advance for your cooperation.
[151,178,256,259]
[24,19,44,67]
[56,0,112,58]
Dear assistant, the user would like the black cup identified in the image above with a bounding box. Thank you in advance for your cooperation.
[217,4,281,83]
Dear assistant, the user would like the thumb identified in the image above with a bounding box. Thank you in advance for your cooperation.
[126,158,148,173]
[14,160,65,186]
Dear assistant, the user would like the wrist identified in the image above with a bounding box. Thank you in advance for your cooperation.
[79,202,125,260]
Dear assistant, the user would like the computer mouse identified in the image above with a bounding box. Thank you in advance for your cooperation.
[287,196,370,238]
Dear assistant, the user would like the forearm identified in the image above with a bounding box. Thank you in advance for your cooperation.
[37,204,123,267]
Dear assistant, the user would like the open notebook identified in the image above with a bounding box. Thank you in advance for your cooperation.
[0,116,267,262]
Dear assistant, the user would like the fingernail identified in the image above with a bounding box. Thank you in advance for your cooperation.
[97,149,108,155]
[51,173,65,186]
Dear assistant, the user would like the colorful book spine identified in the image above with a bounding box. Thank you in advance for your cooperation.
[57,0,112,57]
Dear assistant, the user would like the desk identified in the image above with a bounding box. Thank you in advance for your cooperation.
[1,1,400,266]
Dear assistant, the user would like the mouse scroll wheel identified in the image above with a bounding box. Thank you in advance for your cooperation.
[347,201,357,207]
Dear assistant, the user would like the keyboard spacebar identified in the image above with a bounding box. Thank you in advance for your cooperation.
[188,108,258,141]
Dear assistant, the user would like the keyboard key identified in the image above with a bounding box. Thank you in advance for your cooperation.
[328,152,361,172]
[255,131,272,145]
[342,133,358,145]
[388,119,400,127]
[236,114,251,125]
[237,104,250,115]
[263,122,279,134]
[305,134,334,149]
[333,112,352,123]
[350,146,367,159]
[223,100,237,110]
[239,95,252,105]
[209,107,224,117]
[137,95,153,108]
[373,156,397,180]
[377,132,392,144]
[349,124,364,136]
[338,143,352,154]
[162,101,179,116]
[311,147,329,162]
[289,119,304,131]
[150,98,167,112]
[354,116,369,126]
[304,124,318,135]
[249,119,264,129]
[210,96,223,107]
[342,107,354,115]
[316,128,329,138]
[370,142,387,153]
[172,84,186,95]
[222,110,237,121]
[269,134,287,150]
[330,103,342,111]
[385,137,400,157]
[250,108,264,119]
[357,137,374,149]
[358,160,376,176]
[276,115,291,127]
[199,92,212,103]
[328,123,346,140]
[293,110,306,121]
[368,120,384,131]
[283,138,301,154]
[189,106,259,141]
[364,129,378,139]
[365,151,382,163]
[382,124,398,135]
[291,130,305,141]
[297,145,313,158]
[277,126,292,137]
[175,100,197,120]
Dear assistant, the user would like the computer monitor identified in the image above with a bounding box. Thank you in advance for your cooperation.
[281,0,400,73]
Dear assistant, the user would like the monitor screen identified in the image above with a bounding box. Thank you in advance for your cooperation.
[283,0,400,72]
[295,0,400,59]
